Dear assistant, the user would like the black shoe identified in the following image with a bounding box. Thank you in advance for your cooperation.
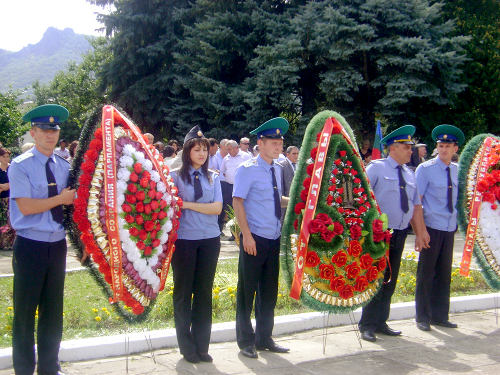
[198,353,213,362]
[361,330,376,342]
[376,325,402,336]
[256,340,289,353]
[183,352,201,363]
[416,322,431,331]
[240,345,258,358]
[431,320,458,328]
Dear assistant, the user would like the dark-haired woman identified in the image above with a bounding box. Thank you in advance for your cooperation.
[170,126,222,363]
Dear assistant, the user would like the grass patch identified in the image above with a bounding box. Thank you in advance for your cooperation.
[0,254,492,348]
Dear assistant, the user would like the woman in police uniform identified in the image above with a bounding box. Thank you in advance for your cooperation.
[170,126,222,364]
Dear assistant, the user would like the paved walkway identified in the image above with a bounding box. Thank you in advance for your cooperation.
[0,232,473,276]
[0,309,497,374]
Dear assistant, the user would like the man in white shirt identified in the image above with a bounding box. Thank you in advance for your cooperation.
[239,137,252,155]
[208,138,219,170]
[54,139,70,160]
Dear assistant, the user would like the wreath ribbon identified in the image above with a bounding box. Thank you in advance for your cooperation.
[460,136,495,276]
[290,117,336,299]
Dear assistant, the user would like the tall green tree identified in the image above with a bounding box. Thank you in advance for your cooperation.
[440,0,500,140]
[0,91,28,148]
[32,37,110,141]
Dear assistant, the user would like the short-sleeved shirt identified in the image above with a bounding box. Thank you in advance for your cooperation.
[233,155,283,240]
[415,157,458,232]
[54,147,70,160]
[366,155,421,230]
[8,147,70,242]
[221,151,251,184]
[171,166,222,240]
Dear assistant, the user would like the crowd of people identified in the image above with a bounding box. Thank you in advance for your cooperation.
[3,103,465,374]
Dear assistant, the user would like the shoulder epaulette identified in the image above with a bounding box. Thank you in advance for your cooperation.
[54,154,70,164]
[242,158,257,168]
[420,158,437,168]
[12,152,34,163]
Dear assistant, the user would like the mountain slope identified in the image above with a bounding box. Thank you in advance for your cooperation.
[0,27,93,92]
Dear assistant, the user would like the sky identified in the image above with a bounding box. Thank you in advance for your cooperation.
[0,0,110,52]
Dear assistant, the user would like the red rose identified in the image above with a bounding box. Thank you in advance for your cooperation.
[135,215,144,225]
[305,251,321,268]
[326,195,334,205]
[334,159,342,166]
[127,183,138,193]
[158,210,167,219]
[373,231,385,242]
[78,174,93,187]
[330,276,345,292]
[81,161,95,174]
[136,202,144,213]
[89,138,103,151]
[360,253,373,269]
[377,257,387,272]
[150,200,159,211]
[152,239,161,248]
[144,246,153,256]
[303,177,311,190]
[331,250,347,267]
[335,196,343,204]
[366,266,379,282]
[144,220,155,231]
[133,162,142,174]
[319,264,335,280]
[339,284,354,299]
[140,178,149,188]
[320,230,336,242]
[332,222,344,235]
[129,227,140,237]
[126,194,137,204]
[137,241,145,250]
[142,170,151,180]
[148,189,156,199]
[149,180,156,190]
[152,212,159,221]
[332,168,339,175]
[345,262,361,279]
[346,160,352,166]
[315,213,333,225]
[160,199,167,209]
[310,147,318,159]
[300,189,308,202]
[125,215,135,224]
[350,224,362,240]
[354,178,361,184]
[150,230,157,239]
[354,276,368,292]
[156,222,161,231]
[122,204,132,213]
[339,150,346,157]
[293,219,299,230]
[372,219,384,233]
[139,230,148,241]
[136,190,146,201]
[156,191,163,200]
[306,163,314,176]
[130,173,139,182]
[294,202,306,215]
[348,240,362,258]
[144,204,152,215]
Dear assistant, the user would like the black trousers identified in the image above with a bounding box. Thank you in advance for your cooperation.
[12,236,67,375]
[171,236,220,356]
[415,226,455,323]
[218,181,233,231]
[359,228,408,332]
[236,233,280,349]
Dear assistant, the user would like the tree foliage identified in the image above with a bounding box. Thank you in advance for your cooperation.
[0,90,28,148]
[95,0,472,143]
[32,37,111,142]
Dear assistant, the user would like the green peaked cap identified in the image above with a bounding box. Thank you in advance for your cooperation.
[250,117,289,139]
[22,104,69,130]
[432,124,465,146]
[381,125,416,146]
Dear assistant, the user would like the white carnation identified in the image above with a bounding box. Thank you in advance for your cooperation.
[151,171,160,183]
[157,182,166,193]
[117,167,131,182]
[120,155,134,167]
[143,159,153,171]
[123,144,136,156]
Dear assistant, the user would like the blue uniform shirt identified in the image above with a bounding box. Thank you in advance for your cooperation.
[415,157,458,232]
[366,156,421,230]
[8,147,70,242]
[232,155,283,240]
[171,166,222,240]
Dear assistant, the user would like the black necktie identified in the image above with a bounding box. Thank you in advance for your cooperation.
[397,165,409,213]
[270,166,281,219]
[292,162,296,172]
[46,159,64,224]
[193,171,203,201]
[446,166,453,213]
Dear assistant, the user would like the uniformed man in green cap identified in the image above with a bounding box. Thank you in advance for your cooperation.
[359,125,430,342]
[232,117,290,358]
[8,104,75,375]
[414,124,464,332]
